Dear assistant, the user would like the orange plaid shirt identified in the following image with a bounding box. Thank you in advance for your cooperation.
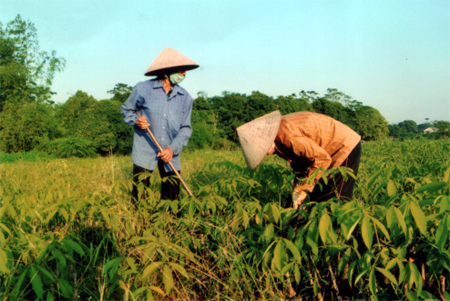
[274,112,361,193]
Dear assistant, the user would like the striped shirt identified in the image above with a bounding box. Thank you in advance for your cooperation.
[121,79,193,172]
[274,112,361,193]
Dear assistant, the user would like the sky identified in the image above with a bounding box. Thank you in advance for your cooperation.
[1,0,449,125]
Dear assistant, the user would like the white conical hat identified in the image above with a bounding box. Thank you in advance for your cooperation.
[236,111,282,170]
[145,47,199,76]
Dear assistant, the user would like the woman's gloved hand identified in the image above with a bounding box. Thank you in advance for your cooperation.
[292,191,308,209]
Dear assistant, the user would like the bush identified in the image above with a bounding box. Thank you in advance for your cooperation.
[0,150,56,163]
[35,136,97,158]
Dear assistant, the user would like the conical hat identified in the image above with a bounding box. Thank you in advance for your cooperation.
[145,47,199,76]
[236,111,282,170]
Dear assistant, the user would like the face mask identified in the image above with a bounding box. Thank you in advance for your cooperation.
[169,73,185,85]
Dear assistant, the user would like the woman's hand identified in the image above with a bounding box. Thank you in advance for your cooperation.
[136,114,150,129]
[158,147,174,162]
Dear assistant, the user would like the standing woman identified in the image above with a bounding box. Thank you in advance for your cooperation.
[121,47,199,205]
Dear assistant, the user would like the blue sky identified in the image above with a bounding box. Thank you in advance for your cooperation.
[1,0,449,124]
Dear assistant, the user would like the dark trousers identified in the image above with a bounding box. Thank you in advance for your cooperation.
[308,142,361,202]
[131,160,181,205]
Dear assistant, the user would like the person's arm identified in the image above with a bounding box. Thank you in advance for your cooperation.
[120,85,144,127]
[167,95,193,155]
[278,120,332,208]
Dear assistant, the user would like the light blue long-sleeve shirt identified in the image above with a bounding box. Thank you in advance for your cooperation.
[121,79,193,172]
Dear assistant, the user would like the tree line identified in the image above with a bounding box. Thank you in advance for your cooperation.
[1,15,447,158]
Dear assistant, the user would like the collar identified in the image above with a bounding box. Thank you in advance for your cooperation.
[152,79,185,96]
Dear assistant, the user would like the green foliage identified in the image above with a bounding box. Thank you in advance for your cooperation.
[36,136,97,158]
[55,91,125,155]
[354,105,389,140]
[0,150,56,163]
[0,15,65,111]
[390,119,450,140]
[107,83,133,103]
[0,101,60,152]
[0,15,65,153]
[1,140,448,300]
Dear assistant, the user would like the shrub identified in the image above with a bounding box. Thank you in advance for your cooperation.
[35,136,97,158]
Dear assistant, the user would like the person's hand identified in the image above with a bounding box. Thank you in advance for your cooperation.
[136,114,150,129]
[158,147,174,162]
[292,191,308,209]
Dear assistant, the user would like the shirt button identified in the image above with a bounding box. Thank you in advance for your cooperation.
[164,114,166,117]
[163,126,165,129]
[162,138,164,140]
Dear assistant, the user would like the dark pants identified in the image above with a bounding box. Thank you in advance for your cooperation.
[131,160,181,205]
[307,142,361,202]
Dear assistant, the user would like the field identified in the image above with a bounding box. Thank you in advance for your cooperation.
[1,140,449,300]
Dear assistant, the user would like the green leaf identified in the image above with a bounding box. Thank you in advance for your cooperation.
[361,216,373,249]
[394,207,407,234]
[273,240,284,271]
[283,239,301,263]
[57,279,73,299]
[62,238,85,257]
[387,180,397,196]
[35,265,55,282]
[369,216,390,240]
[188,201,195,219]
[30,266,44,300]
[436,216,448,252]
[0,248,13,274]
[409,202,427,236]
[405,291,417,301]
[415,182,447,194]
[367,170,383,188]
[168,262,189,279]
[438,196,450,214]
[345,216,362,241]
[142,261,163,278]
[375,267,398,286]
[271,204,280,223]
[294,264,301,284]
[104,257,122,280]
[11,265,28,298]
[149,286,165,296]
[163,264,174,295]
[263,223,275,242]
[386,206,396,229]
[337,248,352,275]
[242,209,249,229]
[368,269,377,296]
[319,212,332,244]
[313,277,319,296]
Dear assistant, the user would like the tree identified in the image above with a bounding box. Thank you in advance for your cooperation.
[0,15,65,111]
[274,94,313,115]
[97,98,133,154]
[434,120,450,132]
[354,106,389,140]
[107,83,133,103]
[0,15,65,152]
[0,102,59,152]
[398,120,418,134]
[56,91,115,154]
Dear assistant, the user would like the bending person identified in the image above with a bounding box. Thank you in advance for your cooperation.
[237,110,361,208]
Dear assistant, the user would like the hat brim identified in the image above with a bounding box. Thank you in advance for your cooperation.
[145,64,199,76]
[237,111,282,170]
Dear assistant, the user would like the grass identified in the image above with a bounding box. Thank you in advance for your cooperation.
[1,140,449,300]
